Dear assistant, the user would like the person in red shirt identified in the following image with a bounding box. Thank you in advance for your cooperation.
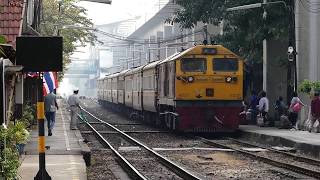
[310,92,320,132]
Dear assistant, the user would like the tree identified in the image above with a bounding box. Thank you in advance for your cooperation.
[170,0,290,63]
[40,0,97,80]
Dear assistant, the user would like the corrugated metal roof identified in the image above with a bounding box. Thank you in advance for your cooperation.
[0,0,24,48]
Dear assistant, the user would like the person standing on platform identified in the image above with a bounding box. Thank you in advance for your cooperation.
[275,96,287,116]
[310,92,320,132]
[257,91,269,125]
[289,92,305,130]
[249,90,259,124]
[44,89,59,136]
[68,89,80,130]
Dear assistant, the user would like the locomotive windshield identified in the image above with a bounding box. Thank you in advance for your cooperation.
[181,58,206,72]
[213,58,238,72]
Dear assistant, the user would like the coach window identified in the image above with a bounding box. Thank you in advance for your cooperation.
[181,58,206,72]
[213,58,238,72]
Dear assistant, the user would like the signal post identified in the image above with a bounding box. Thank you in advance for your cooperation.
[16,37,63,180]
[34,73,51,180]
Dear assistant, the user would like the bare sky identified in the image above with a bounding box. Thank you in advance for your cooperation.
[77,0,167,25]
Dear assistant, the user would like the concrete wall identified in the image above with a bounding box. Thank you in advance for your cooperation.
[295,0,320,123]
[266,40,288,117]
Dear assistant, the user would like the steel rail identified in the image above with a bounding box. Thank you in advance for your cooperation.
[198,137,320,179]
[80,106,202,180]
[80,122,142,125]
[228,138,320,166]
[78,115,148,180]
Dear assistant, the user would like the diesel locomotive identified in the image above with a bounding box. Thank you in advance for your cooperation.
[97,45,243,132]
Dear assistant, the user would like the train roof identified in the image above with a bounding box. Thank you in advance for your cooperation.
[98,45,241,80]
[109,72,120,79]
[159,45,240,64]
[118,69,130,77]
[125,64,147,76]
[143,52,181,70]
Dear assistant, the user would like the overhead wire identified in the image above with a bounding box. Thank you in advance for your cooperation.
[94,27,204,45]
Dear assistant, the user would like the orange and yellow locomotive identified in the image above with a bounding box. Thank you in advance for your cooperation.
[97,45,243,132]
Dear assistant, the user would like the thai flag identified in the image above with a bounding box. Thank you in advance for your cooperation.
[43,72,58,96]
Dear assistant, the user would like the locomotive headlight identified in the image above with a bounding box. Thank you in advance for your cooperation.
[187,76,194,83]
[226,76,232,83]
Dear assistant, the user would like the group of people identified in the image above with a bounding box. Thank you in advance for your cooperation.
[275,91,320,132]
[247,90,320,132]
[44,89,81,136]
[246,90,318,132]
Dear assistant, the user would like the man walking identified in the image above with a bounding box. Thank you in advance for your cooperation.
[44,89,59,136]
[68,89,80,130]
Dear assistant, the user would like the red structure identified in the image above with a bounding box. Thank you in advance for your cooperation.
[0,0,24,47]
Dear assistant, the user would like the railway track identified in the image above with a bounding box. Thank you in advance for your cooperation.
[198,137,320,179]
[229,138,320,167]
[80,100,317,179]
[79,106,202,180]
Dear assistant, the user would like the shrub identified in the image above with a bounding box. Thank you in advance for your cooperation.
[298,79,320,95]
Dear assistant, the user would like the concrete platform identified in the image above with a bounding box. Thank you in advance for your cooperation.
[18,100,90,180]
[239,125,320,158]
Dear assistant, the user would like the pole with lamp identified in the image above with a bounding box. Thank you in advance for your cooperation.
[226,0,294,97]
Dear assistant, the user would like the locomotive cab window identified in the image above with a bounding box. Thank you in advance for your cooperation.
[181,58,206,72]
[213,58,238,72]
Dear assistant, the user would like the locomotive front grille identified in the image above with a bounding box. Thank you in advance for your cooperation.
[206,88,214,97]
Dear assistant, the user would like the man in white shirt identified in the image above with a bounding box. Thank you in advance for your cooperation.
[257,91,269,124]
[67,89,80,130]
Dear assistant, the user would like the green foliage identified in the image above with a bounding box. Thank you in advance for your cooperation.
[298,79,320,94]
[40,0,97,80]
[0,125,22,179]
[17,103,36,128]
[8,122,30,145]
[313,81,320,93]
[170,0,291,63]
[0,35,7,59]
[0,148,20,179]
[0,103,34,179]
[0,35,6,44]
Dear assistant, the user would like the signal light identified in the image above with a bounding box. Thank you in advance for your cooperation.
[226,76,232,83]
[187,76,194,83]
[288,46,294,62]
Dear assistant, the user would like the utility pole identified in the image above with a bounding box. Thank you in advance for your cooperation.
[262,0,267,92]
[148,49,151,63]
[132,44,135,67]
[227,0,289,93]
[287,0,296,102]
[157,38,161,60]
[227,0,269,91]
[0,59,5,126]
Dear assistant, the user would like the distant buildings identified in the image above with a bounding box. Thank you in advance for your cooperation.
[90,0,221,76]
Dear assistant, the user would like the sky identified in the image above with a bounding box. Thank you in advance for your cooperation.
[59,0,169,95]
[71,0,170,62]
[77,0,166,25]
[71,0,168,60]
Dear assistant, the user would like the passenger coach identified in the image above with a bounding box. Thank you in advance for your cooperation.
[98,45,243,132]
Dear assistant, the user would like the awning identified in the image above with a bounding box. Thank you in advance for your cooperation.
[0,44,16,63]
[0,58,23,74]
